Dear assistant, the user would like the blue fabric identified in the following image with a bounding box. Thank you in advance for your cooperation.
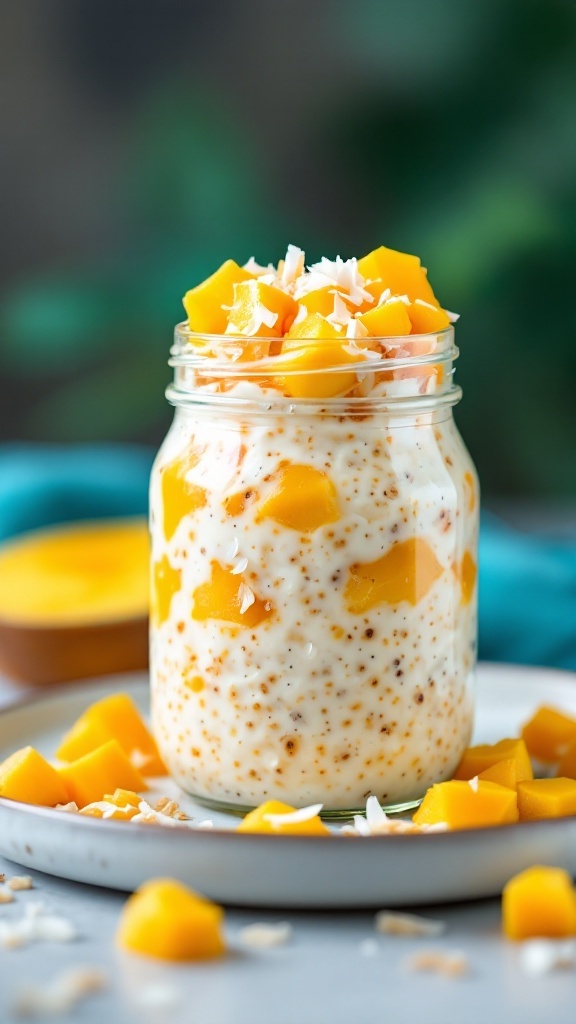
[0,444,574,671]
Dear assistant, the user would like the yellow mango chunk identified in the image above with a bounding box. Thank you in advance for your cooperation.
[358,299,412,337]
[503,866,576,940]
[257,464,340,533]
[557,742,576,781]
[453,738,533,783]
[223,488,258,518]
[407,300,451,334]
[413,780,519,830]
[299,287,342,318]
[226,279,298,338]
[58,740,146,809]
[237,800,329,836]
[344,538,443,614]
[192,561,273,629]
[161,452,207,542]
[56,692,166,777]
[151,555,181,627]
[0,746,70,807]
[183,259,253,334]
[278,314,364,399]
[522,706,576,763]
[478,759,521,790]
[459,550,477,605]
[517,778,576,821]
[116,878,225,961]
[358,246,439,306]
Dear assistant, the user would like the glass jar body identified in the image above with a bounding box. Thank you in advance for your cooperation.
[150,396,478,815]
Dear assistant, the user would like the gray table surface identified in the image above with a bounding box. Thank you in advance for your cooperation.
[0,677,574,1024]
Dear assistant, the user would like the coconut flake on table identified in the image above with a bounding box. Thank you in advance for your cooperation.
[238,583,256,615]
[375,911,445,938]
[238,922,293,948]
[520,939,576,976]
[0,887,14,904]
[0,904,78,950]
[12,965,108,1018]
[263,803,323,827]
[8,876,34,891]
[406,949,469,976]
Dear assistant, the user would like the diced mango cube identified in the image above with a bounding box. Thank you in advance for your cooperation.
[358,299,412,337]
[299,287,341,318]
[453,739,533,783]
[237,800,329,836]
[517,778,576,821]
[358,246,439,306]
[407,300,451,334]
[278,313,364,399]
[183,259,254,334]
[477,759,520,790]
[0,746,70,807]
[412,779,519,829]
[257,464,340,533]
[344,538,443,614]
[557,742,576,781]
[151,555,181,627]
[192,561,273,629]
[116,878,225,960]
[522,706,576,763]
[58,740,146,809]
[56,693,166,777]
[503,866,576,940]
[161,451,207,542]
[226,279,298,338]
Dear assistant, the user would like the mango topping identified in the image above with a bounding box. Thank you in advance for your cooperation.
[413,779,519,830]
[183,259,254,335]
[56,692,166,777]
[503,867,576,941]
[521,705,576,763]
[344,538,443,614]
[407,300,451,334]
[278,313,364,399]
[116,878,225,961]
[0,746,70,807]
[226,279,298,338]
[192,561,273,629]
[358,299,412,337]
[357,246,439,307]
[257,463,340,534]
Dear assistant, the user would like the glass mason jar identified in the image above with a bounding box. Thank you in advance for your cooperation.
[150,324,478,816]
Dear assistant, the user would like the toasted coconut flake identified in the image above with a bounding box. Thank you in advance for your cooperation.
[0,887,14,904]
[238,583,256,615]
[0,874,5,882]
[12,965,107,1018]
[406,949,469,976]
[8,876,33,892]
[263,803,323,827]
[131,800,191,828]
[231,556,249,576]
[520,940,576,976]
[238,922,292,948]
[375,911,445,938]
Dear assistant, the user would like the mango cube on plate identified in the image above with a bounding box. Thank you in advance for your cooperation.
[0,746,70,807]
[58,740,146,809]
[412,779,519,829]
[522,706,576,763]
[517,778,576,821]
[453,738,533,783]
[56,692,166,777]
[237,800,329,836]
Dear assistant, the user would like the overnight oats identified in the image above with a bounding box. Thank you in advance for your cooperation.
[150,245,479,815]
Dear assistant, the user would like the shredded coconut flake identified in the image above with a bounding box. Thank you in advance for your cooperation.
[346,318,369,340]
[343,795,449,836]
[326,293,354,328]
[520,939,576,976]
[414,298,438,310]
[375,911,445,938]
[243,257,275,277]
[231,556,249,576]
[238,922,293,948]
[406,949,469,976]
[292,303,308,326]
[238,583,256,615]
[280,245,305,288]
[445,309,460,322]
[0,904,77,949]
[303,256,373,306]
[375,287,392,307]
[54,802,79,813]
[12,965,107,1018]
[225,537,239,560]
[304,642,316,659]
[468,776,479,793]
[131,800,192,828]
[263,803,323,828]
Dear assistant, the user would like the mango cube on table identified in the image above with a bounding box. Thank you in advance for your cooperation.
[503,866,576,940]
[116,879,225,961]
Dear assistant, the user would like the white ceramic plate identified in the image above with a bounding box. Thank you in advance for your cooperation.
[0,663,575,908]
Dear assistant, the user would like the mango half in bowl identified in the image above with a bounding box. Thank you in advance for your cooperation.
[0,518,149,685]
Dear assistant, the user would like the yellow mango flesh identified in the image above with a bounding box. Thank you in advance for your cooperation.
[151,555,181,627]
[116,878,225,961]
[223,488,258,518]
[478,759,520,790]
[0,746,70,807]
[413,780,519,829]
[517,778,576,821]
[453,738,533,783]
[459,551,477,605]
[358,246,439,306]
[407,300,451,334]
[237,800,329,836]
[358,300,412,337]
[503,866,576,940]
[183,259,253,334]
[257,464,340,533]
[344,538,443,614]
[278,314,364,399]
[557,742,576,780]
[522,705,576,763]
[300,287,342,318]
[161,452,207,543]
[192,561,273,629]
[0,520,148,627]
[56,693,166,776]
[58,740,146,808]
[226,279,298,339]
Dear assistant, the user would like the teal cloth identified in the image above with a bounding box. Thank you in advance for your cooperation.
[0,444,573,671]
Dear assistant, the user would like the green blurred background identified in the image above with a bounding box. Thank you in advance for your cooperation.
[1,0,575,502]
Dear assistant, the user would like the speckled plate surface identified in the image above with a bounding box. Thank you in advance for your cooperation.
[0,663,575,908]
